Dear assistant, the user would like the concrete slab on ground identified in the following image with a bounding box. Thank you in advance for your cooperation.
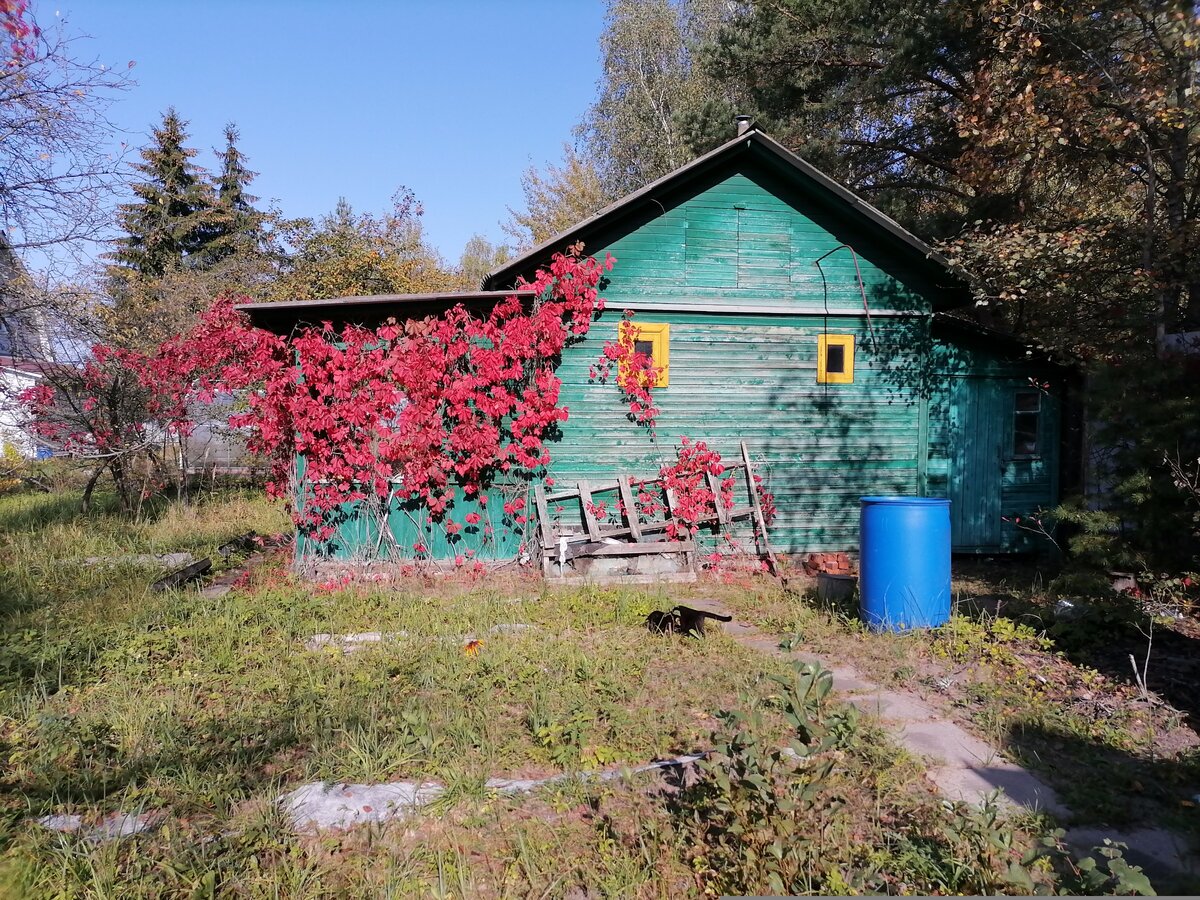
[1064,826,1197,884]
[693,597,1194,880]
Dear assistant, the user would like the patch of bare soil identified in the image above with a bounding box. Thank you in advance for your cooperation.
[1064,613,1200,728]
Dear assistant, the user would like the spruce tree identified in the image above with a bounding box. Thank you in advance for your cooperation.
[108,108,217,280]
[203,123,265,264]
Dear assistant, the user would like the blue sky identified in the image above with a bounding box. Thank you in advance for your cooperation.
[54,0,607,263]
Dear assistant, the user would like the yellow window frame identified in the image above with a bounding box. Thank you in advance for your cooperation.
[619,321,670,387]
[817,334,854,384]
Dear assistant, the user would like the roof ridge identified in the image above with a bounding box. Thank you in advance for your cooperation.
[482,129,956,291]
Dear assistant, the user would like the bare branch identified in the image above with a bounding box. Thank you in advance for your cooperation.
[0,12,131,256]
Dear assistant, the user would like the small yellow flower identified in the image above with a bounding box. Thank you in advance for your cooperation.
[463,639,484,657]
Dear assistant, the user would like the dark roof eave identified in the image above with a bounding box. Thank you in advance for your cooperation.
[483,129,964,293]
[932,312,1077,370]
[236,289,539,335]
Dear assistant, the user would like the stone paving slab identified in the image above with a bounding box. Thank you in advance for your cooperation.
[278,753,711,832]
[1063,826,1196,881]
[37,811,162,843]
[696,601,1196,881]
[282,781,445,831]
[81,553,194,569]
[711,608,1066,815]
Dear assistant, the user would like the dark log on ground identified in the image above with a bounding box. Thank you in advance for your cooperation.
[151,557,213,592]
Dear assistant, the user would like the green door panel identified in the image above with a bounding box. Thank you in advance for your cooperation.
[947,377,1004,550]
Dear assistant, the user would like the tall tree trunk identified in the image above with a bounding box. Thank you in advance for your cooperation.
[109,457,134,513]
[176,434,189,507]
[81,463,106,512]
[1158,0,1197,334]
[1142,142,1163,345]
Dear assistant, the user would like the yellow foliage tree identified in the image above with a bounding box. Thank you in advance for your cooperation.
[270,190,452,302]
[504,144,608,250]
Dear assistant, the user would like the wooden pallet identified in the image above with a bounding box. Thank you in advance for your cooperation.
[533,482,698,576]
[533,444,776,580]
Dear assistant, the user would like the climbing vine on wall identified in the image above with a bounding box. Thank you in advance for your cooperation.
[658,437,734,538]
[24,246,615,547]
[591,311,660,429]
[25,242,780,563]
[591,317,777,549]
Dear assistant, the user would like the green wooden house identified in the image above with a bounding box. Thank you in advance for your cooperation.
[242,128,1074,564]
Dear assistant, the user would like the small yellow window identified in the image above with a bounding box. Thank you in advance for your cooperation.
[817,334,854,384]
[620,321,670,387]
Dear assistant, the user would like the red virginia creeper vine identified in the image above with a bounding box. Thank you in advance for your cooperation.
[23,247,615,548]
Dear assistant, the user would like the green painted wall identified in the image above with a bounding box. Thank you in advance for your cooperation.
[577,165,952,314]
[537,161,943,554]
[927,339,1063,553]
[295,152,1064,561]
[296,484,527,562]
[536,162,1064,556]
[547,311,926,553]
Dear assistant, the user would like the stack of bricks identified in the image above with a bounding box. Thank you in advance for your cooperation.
[800,552,856,577]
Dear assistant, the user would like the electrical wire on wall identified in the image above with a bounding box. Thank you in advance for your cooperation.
[812,244,880,356]
[815,251,833,397]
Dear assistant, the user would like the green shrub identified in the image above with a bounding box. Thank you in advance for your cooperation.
[1080,360,1199,573]
[677,662,861,896]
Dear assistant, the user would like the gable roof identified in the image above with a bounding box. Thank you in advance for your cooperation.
[239,128,973,334]
[484,128,964,295]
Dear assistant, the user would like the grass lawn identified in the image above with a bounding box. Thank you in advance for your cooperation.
[0,487,1176,896]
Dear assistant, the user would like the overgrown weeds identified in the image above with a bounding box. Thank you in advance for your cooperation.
[697,561,1199,862]
[668,659,1155,896]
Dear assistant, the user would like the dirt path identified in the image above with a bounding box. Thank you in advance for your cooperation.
[686,597,1199,885]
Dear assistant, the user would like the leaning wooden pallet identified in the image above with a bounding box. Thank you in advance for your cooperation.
[531,449,777,582]
[532,481,697,578]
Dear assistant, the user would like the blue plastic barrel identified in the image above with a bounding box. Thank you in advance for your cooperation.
[859,497,951,631]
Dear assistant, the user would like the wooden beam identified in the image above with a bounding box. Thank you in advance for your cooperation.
[533,484,555,547]
[662,487,696,572]
[546,480,620,501]
[553,538,697,561]
[706,472,730,526]
[547,572,698,586]
[588,541,696,557]
[540,518,686,556]
[577,479,601,540]
[740,440,784,582]
[554,524,636,547]
[151,557,213,593]
[664,486,679,521]
[739,442,766,558]
[617,475,642,541]
[537,471,755,568]
[546,472,742,504]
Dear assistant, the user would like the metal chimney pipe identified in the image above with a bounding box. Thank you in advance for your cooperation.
[735,114,753,136]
